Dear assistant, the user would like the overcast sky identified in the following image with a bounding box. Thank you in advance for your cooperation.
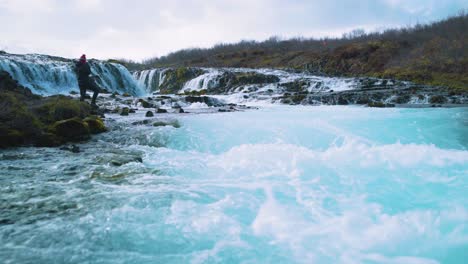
[0,0,466,61]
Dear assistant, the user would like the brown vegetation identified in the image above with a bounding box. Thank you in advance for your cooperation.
[122,12,467,92]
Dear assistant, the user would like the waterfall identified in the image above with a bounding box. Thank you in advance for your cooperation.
[133,68,173,94]
[133,68,161,94]
[0,53,145,96]
[181,69,221,92]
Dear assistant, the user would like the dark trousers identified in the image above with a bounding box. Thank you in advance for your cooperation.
[78,78,100,105]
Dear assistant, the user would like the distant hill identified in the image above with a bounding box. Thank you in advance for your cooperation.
[120,12,467,92]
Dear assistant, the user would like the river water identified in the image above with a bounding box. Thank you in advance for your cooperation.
[1,106,467,264]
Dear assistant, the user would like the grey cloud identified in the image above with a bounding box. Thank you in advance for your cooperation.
[0,0,465,60]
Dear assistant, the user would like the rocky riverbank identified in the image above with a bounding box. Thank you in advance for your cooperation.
[0,71,107,148]
[134,67,468,107]
[0,70,254,149]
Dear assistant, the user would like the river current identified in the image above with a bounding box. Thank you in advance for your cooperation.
[1,106,467,264]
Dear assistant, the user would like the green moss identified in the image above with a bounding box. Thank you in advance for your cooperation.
[35,96,91,124]
[159,68,205,94]
[49,117,90,142]
[83,116,107,134]
[0,92,43,134]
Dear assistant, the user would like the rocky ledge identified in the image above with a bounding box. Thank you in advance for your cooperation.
[0,71,107,148]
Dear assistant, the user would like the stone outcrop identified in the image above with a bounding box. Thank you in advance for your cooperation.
[0,71,107,148]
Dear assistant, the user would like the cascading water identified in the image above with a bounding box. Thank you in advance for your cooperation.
[132,67,364,96]
[181,69,221,92]
[0,53,145,96]
[133,68,160,94]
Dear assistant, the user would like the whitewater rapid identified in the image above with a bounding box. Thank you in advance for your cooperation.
[1,106,467,263]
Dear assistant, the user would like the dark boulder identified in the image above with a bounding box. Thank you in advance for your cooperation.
[83,116,107,134]
[429,95,447,104]
[120,107,130,116]
[138,99,152,108]
[146,111,154,117]
[0,71,108,148]
[185,96,223,106]
[153,120,181,128]
[49,117,90,142]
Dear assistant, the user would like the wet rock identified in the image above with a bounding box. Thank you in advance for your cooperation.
[185,96,223,106]
[110,156,143,166]
[156,108,168,113]
[235,72,280,85]
[280,80,310,93]
[132,120,151,125]
[153,120,181,128]
[60,145,80,153]
[0,129,26,148]
[34,95,92,122]
[337,96,349,105]
[83,116,107,134]
[49,117,90,142]
[0,71,108,148]
[393,94,411,104]
[429,95,447,104]
[34,132,61,147]
[122,93,131,97]
[145,111,154,117]
[120,107,130,116]
[159,67,205,94]
[138,99,152,108]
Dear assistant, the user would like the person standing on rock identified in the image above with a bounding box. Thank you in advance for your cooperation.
[75,54,100,106]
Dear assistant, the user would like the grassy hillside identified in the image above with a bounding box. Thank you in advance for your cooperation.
[125,12,467,92]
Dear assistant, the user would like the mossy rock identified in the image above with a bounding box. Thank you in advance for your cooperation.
[120,107,130,116]
[393,94,411,104]
[429,95,447,104]
[336,96,348,105]
[0,92,42,137]
[0,129,25,148]
[34,132,61,147]
[159,67,205,94]
[83,116,107,134]
[233,72,280,85]
[34,96,91,123]
[138,99,152,108]
[0,71,109,148]
[153,120,181,128]
[49,117,90,142]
